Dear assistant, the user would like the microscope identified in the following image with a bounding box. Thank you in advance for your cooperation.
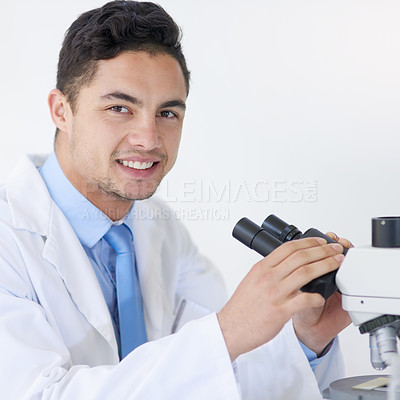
[233,215,400,400]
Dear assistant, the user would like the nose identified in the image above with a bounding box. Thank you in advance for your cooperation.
[125,113,161,150]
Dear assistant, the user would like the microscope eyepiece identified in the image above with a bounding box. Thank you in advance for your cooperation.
[262,214,302,242]
[233,217,282,257]
[232,217,263,249]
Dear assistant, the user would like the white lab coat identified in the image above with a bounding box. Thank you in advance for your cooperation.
[0,154,344,399]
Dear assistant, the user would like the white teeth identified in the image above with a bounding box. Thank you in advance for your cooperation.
[120,160,154,170]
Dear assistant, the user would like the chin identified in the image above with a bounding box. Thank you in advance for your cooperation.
[128,192,155,201]
[125,181,161,201]
[122,186,159,202]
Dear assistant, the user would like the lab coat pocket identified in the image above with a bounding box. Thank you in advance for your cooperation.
[171,296,212,334]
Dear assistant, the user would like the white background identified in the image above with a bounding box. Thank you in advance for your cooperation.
[2,0,400,378]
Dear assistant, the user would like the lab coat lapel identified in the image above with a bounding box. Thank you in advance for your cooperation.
[6,155,118,355]
[42,207,118,353]
[131,200,166,341]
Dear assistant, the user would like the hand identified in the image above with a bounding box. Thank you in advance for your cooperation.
[217,237,344,361]
[292,232,353,356]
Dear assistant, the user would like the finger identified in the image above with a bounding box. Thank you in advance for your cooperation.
[325,232,354,249]
[276,242,343,279]
[325,231,339,241]
[263,237,327,268]
[337,237,354,249]
[280,253,344,295]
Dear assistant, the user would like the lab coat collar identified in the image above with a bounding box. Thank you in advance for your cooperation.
[39,151,113,249]
[6,154,52,235]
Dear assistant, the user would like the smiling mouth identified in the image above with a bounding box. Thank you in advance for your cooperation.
[117,160,157,170]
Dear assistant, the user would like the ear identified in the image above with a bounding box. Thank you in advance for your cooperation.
[48,89,71,133]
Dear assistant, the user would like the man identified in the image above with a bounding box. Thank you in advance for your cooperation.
[0,1,351,398]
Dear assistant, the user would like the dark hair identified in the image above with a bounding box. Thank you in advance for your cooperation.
[57,0,190,113]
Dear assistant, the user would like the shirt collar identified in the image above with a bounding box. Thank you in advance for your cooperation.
[39,152,134,248]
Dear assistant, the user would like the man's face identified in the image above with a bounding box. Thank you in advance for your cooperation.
[58,51,187,210]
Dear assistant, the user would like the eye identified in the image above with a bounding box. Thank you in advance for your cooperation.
[159,110,177,119]
[109,106,130,113]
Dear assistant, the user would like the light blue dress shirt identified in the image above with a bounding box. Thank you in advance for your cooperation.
[300,341,319,368]
[38,152,324,367]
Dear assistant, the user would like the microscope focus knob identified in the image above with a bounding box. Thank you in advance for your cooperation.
[359,315,400,334]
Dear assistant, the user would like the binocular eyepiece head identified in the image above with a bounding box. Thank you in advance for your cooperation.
[233,214,343,300]
[232,214,303,252]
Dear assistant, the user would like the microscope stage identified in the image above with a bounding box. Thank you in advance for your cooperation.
[323,375,391,399]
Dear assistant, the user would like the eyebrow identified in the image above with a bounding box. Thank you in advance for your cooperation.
[100,92,186,111]
[160,100,186,111]
[100,92,143,106]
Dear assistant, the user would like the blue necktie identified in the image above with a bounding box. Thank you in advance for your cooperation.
[103,224,147,358]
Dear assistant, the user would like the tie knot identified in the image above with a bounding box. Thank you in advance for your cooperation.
[103,224,133,255]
